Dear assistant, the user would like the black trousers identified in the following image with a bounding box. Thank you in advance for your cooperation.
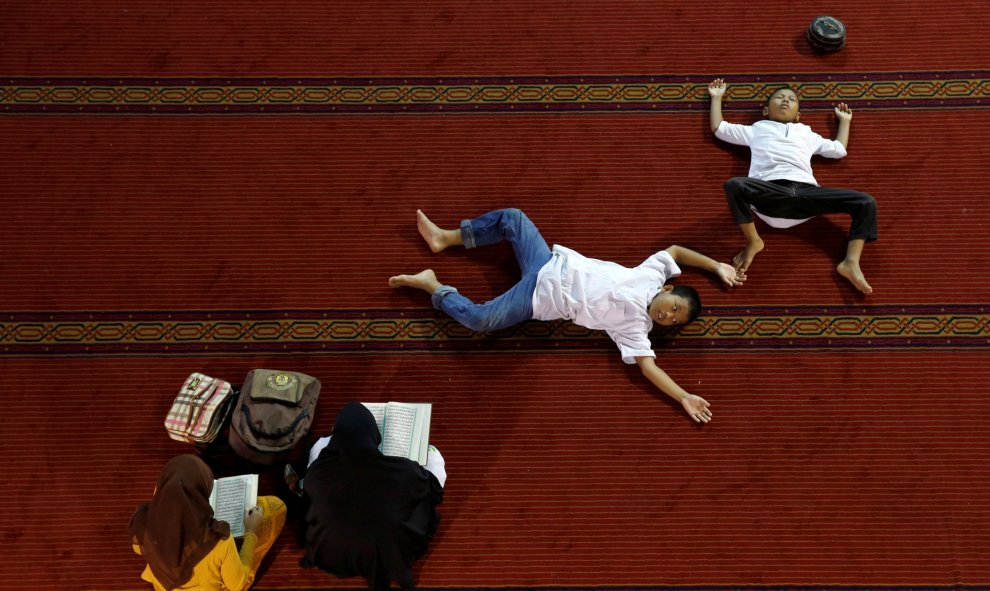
[724,177,878,242]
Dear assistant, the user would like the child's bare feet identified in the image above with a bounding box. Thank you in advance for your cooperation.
[732,238,764,273]
[837,259,873,294]
[417,210,457,253]
[388,269,443,294]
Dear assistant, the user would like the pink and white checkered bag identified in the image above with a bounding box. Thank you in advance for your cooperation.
[165,373,235,444]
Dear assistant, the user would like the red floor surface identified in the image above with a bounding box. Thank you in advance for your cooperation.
[1,2,988,590]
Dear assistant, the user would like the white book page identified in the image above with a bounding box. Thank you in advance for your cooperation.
[210,474,258,538]
[361,402,388,443]
[415,404,432,464]
[380,403,420,460]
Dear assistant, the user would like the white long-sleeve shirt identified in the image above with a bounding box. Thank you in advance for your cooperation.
[715,119,847,185]
[532,246,681,364]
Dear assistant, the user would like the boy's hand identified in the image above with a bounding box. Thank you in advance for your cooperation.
[834,102,853,121]
[681,394,712,423]
[708,78,727,98]
[716,262,746,287]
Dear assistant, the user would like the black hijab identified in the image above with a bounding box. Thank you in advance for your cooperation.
[129,455,230,590]
[301,401,443,591]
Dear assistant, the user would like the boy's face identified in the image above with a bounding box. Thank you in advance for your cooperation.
[648,289,691,327]
[764,88,800,123]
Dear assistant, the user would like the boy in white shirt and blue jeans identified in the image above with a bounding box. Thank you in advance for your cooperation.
[389,208,744,424]
[708,78,877,294]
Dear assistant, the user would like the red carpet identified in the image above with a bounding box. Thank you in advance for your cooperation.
[1,2,989,591]
[3,354,989,589]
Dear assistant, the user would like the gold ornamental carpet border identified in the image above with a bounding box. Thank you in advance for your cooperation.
[2,71,988,114]
[1,305,986,357]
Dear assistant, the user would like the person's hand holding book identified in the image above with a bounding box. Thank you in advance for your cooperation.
[244,505,264,535]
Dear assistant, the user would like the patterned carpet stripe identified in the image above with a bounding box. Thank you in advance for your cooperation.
[3,72,989,114]
[1,305,987,356]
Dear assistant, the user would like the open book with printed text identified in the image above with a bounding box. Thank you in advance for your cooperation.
[361,402,432,465]
[209,474,258,538]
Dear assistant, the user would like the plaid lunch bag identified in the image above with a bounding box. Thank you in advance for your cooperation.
[165,373,236,444]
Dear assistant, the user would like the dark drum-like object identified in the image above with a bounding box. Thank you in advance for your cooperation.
[807,16,846,53]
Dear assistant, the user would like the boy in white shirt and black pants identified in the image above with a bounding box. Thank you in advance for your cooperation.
[389,208,745,424]
[708,78,877,295]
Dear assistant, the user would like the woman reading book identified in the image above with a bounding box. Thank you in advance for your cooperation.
[296,401,445,591]
[129,455,286,591]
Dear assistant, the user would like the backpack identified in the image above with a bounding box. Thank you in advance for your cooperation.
[229,369,321,465]
[165,373,236,445]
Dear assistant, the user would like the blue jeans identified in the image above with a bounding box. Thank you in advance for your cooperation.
[431,208,552,333]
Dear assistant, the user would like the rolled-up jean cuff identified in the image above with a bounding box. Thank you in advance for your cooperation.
[460,219,476,249]
[431,285,458,309]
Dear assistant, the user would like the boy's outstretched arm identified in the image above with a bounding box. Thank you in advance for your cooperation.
[708,78,727,133]
[834,102,852,149]
[665,244,745,287]
[636,356,712,423]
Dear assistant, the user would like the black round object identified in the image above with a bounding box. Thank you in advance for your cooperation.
[807,16,846,53]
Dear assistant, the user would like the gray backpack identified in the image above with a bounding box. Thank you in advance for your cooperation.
[229,369,321,465]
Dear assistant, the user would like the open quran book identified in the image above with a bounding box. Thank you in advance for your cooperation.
[361,402,432,465]
[209,474,258,538]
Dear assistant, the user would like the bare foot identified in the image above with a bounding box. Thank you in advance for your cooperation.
[388,269,442,293]
[417,210,453,253]
[732,239,764,273]
[837,260,873,295]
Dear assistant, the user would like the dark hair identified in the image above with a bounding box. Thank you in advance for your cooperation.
[765,85,799,107]
[670,285,701,323]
